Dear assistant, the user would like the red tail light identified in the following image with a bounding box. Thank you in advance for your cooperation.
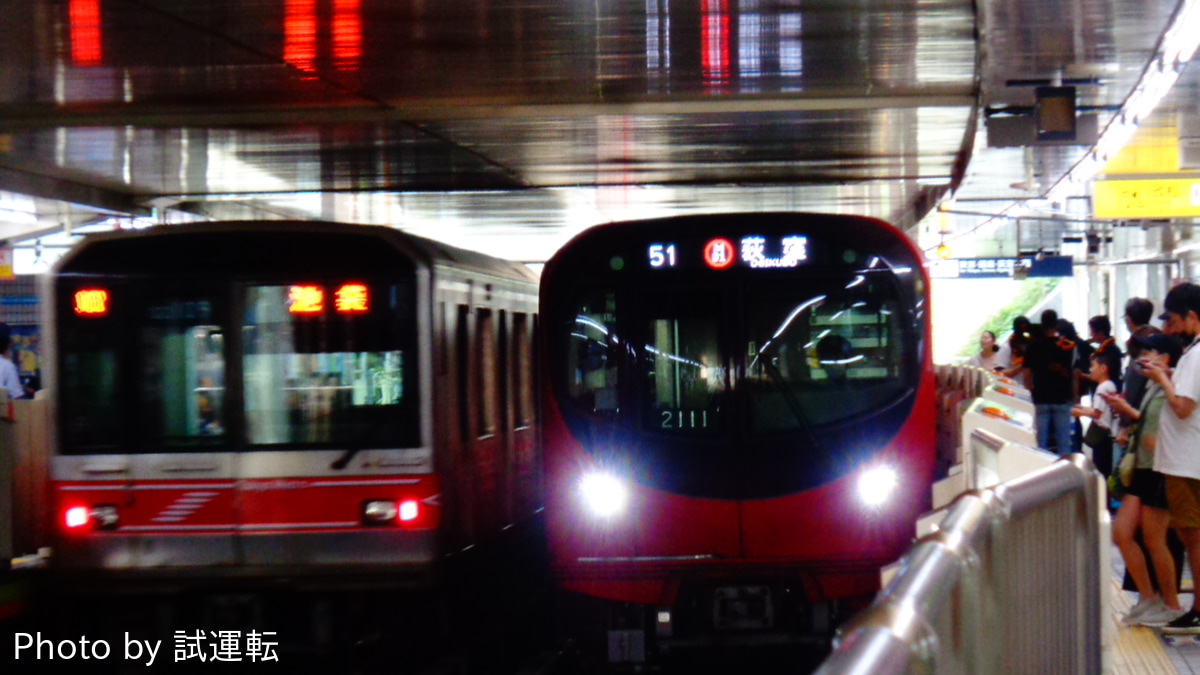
[399,500,419,522]
[65,506,90,529]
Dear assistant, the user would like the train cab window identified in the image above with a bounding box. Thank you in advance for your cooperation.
[641,295,725,434]
[58,295,123,453]
[242,283,418,448]
[746,277,908,433]
[565,291,619,416]
[139,296,227,448]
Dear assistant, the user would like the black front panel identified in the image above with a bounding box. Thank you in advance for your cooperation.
[544,214,926,499]
[56,228,421,454]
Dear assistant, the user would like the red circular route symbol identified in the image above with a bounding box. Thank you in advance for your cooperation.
[703,238,736,270]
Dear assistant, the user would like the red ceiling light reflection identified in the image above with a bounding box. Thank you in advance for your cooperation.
[701,0,729,91]
[332,0,362,72]
[283,0,318,77]
[69,0,103,67]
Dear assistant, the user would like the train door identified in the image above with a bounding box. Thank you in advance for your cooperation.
[509,312,538,516]
[234,280,430,566]
[450,292,511,544]
[126,306,237,567]
[634,284,741,558]
[470,306,504,536]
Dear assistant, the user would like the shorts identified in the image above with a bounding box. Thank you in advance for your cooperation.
[1129,469,1169,510]
[1165,475,1200,529]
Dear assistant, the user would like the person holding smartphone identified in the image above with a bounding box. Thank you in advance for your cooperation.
[1104,332,1183,626]
[1138,283,1200,634]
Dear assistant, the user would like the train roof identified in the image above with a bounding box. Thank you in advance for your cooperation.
[54,221,539,285]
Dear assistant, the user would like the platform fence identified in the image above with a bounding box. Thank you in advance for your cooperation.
[814,453,1106,675]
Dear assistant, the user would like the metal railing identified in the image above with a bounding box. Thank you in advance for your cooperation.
[815,454,1105,675]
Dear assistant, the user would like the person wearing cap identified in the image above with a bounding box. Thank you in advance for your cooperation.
[1140,282,1200,634]
[1104,331,1185,626]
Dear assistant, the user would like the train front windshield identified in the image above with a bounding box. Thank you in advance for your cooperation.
[567,275,907,431]
[56,234,420,454]
[550,221,924,498]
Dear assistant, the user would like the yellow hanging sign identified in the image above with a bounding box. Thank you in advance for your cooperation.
[1092,178,1200,218]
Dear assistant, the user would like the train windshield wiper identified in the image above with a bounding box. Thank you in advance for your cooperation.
[762,360,813,435]
[330,447,361,470]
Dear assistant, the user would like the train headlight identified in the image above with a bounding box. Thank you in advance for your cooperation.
[362,499,421,526]
[90,505,120,530]
[64,504,120,531]
[857,466,899,507]
[362,500,398,525]
[579,472,628,518]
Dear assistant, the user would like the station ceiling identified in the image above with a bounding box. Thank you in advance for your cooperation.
[0,0,1192,264]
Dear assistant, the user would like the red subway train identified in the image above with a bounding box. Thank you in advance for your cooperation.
[539,213,936,656]
[44,221,541,581]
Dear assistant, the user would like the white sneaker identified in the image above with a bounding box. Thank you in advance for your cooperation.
[1132,600,1186,628]
[1122,596,1162,626]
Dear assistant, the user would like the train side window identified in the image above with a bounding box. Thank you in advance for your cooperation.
[456,304,470,442]
[499,309,509,427]
[565,291,619,415]
[477,309,498,438]
[139,296,227,449]
[513,313,533,428]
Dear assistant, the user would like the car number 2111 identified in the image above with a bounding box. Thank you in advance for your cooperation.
[662,409,709,428]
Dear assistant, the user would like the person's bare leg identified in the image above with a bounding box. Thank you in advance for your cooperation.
[1113,496,1157,600]
[1141,506,1182,609]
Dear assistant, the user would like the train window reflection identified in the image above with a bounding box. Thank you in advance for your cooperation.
[642,297,724,434]
[566,292,619,415]
[140,296,227,448]
[60,322,120,452]
[747,277,907,433]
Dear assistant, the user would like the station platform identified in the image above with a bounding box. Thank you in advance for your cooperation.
[1113,548,1200,675]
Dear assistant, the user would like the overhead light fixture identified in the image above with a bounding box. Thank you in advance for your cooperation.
[1047,0,1200,201]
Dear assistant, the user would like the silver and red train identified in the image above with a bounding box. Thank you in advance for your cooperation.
[45,221,540,581]
[538,213,936,652]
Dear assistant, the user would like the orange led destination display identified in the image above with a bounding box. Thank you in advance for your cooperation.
[73,288,109,317]
[335,283,369,313]
[288,285,324,314]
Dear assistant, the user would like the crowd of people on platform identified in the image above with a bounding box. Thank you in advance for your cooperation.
[968,283,1200,632]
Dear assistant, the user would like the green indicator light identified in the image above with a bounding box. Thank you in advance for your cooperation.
[610,256,625,271]
[843,250,857,264]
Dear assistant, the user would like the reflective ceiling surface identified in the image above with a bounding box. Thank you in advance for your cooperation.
[0,0,1190,262]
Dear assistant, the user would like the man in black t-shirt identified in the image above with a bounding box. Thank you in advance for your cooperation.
[1023,309,1077,454]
